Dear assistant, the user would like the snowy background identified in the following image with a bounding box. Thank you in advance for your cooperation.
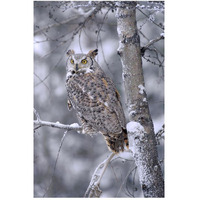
[34,1,164,197]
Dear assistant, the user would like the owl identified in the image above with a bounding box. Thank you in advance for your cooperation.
[65,49,129,153]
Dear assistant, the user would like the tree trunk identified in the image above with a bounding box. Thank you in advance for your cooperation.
[116,2,164,197]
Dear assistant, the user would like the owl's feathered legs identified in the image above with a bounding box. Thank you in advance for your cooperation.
[102,129,129,153]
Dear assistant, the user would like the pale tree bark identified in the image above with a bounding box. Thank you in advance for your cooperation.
[116,2,164,197]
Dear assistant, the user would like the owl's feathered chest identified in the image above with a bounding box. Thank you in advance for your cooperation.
[66,71,108,104]
[65,68,126,135]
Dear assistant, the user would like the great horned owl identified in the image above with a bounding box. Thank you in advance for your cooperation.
[65,49,128,153]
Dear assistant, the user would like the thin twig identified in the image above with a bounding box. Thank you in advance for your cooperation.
[34,15,82,35]
[96,8,111,49]
[34,73,51,94]
[125,165,137,197]
[137,8,164,30]
[43,131,68,197]
[39,40,68,59]
[79,28,83,53]
[116,165,137,197]
[143,47,164,68]
[34,45,69,87]
[141,35,164,56]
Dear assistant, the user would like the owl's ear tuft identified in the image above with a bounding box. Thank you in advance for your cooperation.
[66,49,75,56]
[87,49,98,58]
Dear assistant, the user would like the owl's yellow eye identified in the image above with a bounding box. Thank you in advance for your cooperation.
[70,59,74,64]
[81,59,87,64]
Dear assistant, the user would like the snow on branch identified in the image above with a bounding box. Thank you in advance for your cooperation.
[126,121,145,156]
[136,1,164,11]
[34,120,82,131]
[127,121,145,134]
[84,153,115,197]
[33,108,82,132]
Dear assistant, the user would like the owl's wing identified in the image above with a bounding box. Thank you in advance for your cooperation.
[104,76,126,130]
[114,91,127,129]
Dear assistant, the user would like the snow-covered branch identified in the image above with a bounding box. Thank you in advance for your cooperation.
[84,153,115,197]
[34,120,82,131]
[34,108,82,132]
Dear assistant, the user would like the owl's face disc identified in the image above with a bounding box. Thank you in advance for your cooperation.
[66,54,93,73]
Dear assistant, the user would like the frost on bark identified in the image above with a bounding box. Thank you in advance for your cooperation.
[116,2,164,197]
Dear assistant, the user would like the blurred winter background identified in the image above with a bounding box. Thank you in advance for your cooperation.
[34,1,164,197]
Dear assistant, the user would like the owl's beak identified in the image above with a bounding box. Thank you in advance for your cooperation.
[75,64,79,71]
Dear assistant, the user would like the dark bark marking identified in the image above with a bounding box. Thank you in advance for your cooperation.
[122,32,140,45]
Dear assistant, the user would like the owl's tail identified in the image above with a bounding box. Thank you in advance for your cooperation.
[103,128,129,153]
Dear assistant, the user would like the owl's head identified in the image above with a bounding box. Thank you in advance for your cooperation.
[66,49,98,73]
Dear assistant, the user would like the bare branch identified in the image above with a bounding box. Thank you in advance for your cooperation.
[84,153,115,197]
[137,8,164,30]
[34,15,82,35]
[141,34,164,56]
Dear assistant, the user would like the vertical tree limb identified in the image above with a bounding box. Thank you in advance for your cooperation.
[116,2,164,197]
